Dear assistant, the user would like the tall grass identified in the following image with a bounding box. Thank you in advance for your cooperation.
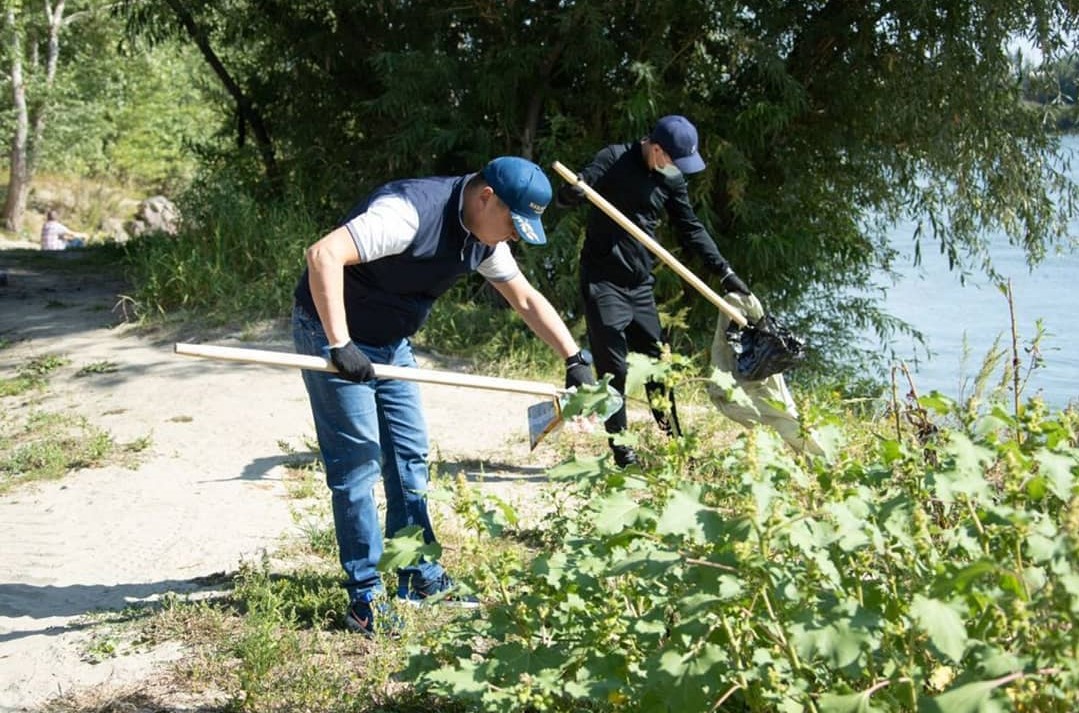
[122,179,321,323]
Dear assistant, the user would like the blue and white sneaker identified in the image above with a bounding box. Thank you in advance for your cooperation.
[397,573,480,609]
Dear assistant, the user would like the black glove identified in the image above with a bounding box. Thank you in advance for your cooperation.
[555,178,585,208]
[718,268,750,296]
[329,341,376,382]
[565,350,596,389]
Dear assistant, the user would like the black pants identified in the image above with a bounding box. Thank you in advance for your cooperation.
[581,278,680,437]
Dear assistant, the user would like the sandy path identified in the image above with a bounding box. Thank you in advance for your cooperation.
[0,250,558,711]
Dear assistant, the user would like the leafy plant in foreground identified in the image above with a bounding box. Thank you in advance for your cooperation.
[405,390,1079,712]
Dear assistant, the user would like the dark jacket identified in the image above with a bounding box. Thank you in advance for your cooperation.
[559,142,730,287]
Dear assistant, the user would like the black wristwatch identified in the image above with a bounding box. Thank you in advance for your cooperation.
[565,349,593,368]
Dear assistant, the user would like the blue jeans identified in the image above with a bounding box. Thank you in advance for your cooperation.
[291,304,444,603]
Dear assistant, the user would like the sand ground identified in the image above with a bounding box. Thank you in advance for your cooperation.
[0,246,571,711]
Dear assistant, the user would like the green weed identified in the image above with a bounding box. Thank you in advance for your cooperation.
[0,410,149,493]
[0,353,70,396]
[75,361,119,377]
[0,411,112,492]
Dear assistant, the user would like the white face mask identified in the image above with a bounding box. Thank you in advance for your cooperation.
[655,163,682,179]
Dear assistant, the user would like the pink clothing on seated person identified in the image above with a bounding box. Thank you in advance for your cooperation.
[41,220,73,251]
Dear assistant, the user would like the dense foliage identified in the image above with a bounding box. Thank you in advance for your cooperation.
[0,2,216,194]
[7,2,1079,374]
[405,384,1079,712]
[107,2,1078,370]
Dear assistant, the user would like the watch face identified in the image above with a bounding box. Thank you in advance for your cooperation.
[579,348,593,365]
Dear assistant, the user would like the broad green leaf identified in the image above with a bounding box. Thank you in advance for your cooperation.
[819,690,886,713]
[656,484,723,543]
[678,592,722,615]
[708,367,756,408]
[378,525,441,571]
[593,492,641,535]
[879,437,904,464]
[547,456,603,481]
[975,648,1026,677]
[1033,449,1076,501]
[998,571,1025,599]
[918,679,1008,713]
[533,551,568,586]
[935,560,997,596]
[814,424,845,463]
[607,548,682,577]
[1025,532,1057,563]
[1022,565,1046,594]
[787,518,821,552]
[879,495,916,551]
[792,620,873,669]
[658,649,689,679]
[1025,476,1048,500]
[827,497,872,552]
[423,659,487,695]
[718,574,745,600]
[1063,572,1079,598]
[970,407,1013,439]
[919,392,955,415]
[626,352,663,398]
[910,595,968,663]
[931,434,993,505]
[561,379,623,421]
[747,473,780,525]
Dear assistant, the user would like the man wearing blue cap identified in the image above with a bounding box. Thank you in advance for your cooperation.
[292,156,594,635]
[557,115,750,468]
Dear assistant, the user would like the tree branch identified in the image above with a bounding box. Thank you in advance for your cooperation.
[163,0,281,188]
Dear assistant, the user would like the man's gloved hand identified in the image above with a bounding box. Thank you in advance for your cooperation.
[718,268,750,296]
[329,341,376,382]
[554,177,585,209]
[565,349,596,389]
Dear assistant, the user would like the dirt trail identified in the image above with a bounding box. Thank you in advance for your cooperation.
[0,248,559,712]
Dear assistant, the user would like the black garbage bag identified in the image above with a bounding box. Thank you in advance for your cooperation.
[726,313,806,381]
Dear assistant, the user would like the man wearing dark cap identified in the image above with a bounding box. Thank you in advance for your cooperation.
[293,156,594,635]
[557,115,749,468]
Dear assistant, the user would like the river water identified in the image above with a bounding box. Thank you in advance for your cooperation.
[875,137,1079,409]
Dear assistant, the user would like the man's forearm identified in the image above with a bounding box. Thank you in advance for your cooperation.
[515,293,578,359]
[306,228,355,346]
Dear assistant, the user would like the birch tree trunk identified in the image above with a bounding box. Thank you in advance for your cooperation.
[3,6,30,233]
[3,0,66,234]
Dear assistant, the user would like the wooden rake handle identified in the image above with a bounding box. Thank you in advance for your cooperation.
[552,160,749,328]
[174,343,563,399]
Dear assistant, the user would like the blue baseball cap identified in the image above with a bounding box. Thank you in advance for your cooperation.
[482,156,552,245]
[650,115,706,174]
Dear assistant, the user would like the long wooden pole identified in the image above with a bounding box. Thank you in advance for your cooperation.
[551,160,748,328]
[174,343,562,399]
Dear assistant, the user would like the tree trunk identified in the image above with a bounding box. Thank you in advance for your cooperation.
[29,0,67,175]
[163,0,281,189]
[3,8,29,233]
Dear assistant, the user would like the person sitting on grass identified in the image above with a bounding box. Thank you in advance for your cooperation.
[40,209,88,251]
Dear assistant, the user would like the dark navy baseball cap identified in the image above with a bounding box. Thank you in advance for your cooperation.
[650,115,706,174]
[482,156,552,245]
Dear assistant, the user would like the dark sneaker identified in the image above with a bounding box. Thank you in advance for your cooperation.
[612,444,638,468]
[343,591,402,637]
[397,573,480,609]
